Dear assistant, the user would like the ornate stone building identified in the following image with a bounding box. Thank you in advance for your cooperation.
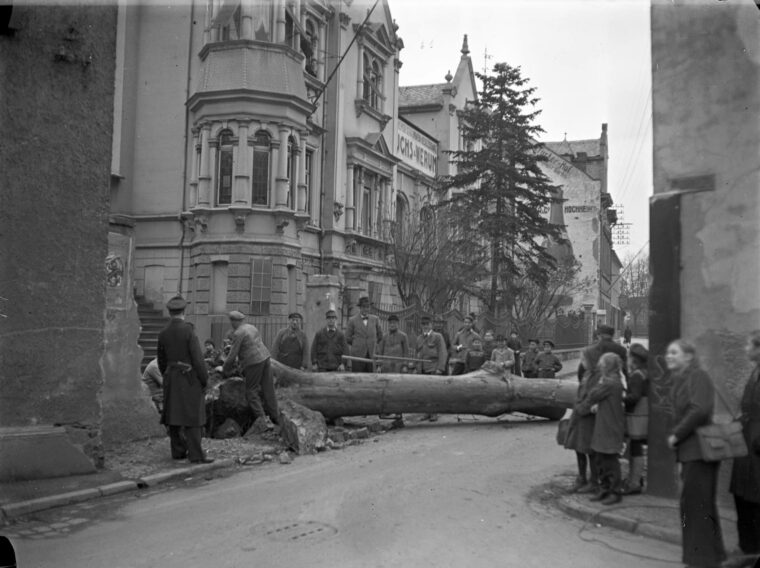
[110,0,405,342]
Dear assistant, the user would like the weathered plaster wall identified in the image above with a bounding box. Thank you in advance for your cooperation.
[649,0,760,497]
[652,0,760,398]
[539,149,602,312]
[102,220,166,444]
[0,3,118,466]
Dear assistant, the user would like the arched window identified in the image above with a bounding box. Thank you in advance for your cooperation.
[362,54,371,104]
[251,130,270,206]
[216,129,234,205]
[420,205,435,241]
[286,136,297,209]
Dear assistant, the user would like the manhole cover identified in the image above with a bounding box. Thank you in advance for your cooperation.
[251,520,338,544]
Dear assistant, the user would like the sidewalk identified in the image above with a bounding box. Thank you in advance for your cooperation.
[551,471,740,548]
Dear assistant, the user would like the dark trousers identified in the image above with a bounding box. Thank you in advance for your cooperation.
[169,425,203,461]
[513,356,521,376]
[680,460,726,567]
[243,358,279,424]
[735,494,760,554]
[351,353,373,373]
[523,370,537,378]
[595,452,621,494]
[451,361,465,376]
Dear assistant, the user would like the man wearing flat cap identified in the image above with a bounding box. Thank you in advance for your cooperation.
[272,313,309,370]
[157,295,213,463]
[311,309,348,372]
[577,324,628,381]
[345,296,383,373]
[222,310,279,429]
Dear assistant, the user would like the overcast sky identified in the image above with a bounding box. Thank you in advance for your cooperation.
[390,0,652,262]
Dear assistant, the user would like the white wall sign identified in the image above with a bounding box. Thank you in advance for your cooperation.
[397,121,437,176]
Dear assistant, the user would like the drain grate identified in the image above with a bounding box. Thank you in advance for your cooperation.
[251,520,338,544]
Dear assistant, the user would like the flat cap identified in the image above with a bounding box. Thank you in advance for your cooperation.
[358,296,370,306]
[543,339,555,348]
[388,314,399,322]
[228,310,246,321]
[166,295,187,311]
[629,343,649,362]
[597,324,615,336]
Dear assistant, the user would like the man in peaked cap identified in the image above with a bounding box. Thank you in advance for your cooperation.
[222,310,279,430]
[577,323,628,382]
[157,295,213,463]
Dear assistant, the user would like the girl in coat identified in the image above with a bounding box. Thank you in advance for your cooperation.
[729,330,760,564]
[666,339,726,568]
[564,346,602,493]
[621,343,649,494]
[579,352,625,505]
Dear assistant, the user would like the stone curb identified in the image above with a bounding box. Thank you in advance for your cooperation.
[0,459,234,522]
[556,495,682,545]
[136,459,234,487]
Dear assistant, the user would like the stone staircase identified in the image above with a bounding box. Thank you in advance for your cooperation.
[136,295,168,372]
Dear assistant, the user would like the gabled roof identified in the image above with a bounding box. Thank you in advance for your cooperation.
[544,138,602,159]
[398,84,447,108]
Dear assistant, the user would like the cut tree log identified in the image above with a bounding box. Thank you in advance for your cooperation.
[272,360,576,421]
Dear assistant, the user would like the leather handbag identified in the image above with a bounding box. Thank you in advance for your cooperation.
[696,380,748,462]
[556,417,570,446]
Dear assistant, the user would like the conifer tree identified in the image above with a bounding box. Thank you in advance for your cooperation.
[439,62,564,313]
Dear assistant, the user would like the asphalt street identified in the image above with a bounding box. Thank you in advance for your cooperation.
[8,412,680,568]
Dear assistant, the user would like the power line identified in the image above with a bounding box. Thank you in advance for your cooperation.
[308,0,380,115]
[610,239,649,290]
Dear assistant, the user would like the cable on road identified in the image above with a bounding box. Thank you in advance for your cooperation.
[576,503,682,565]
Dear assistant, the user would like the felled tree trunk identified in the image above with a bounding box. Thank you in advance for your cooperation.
[272,360,576,421]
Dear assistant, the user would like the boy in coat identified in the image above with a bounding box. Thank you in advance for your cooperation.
[522,339,540,378]
[311,310,348,372]
[535,340,563,378]
[345,296,383,373]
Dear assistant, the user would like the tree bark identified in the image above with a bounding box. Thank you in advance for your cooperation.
[272,360,574,421]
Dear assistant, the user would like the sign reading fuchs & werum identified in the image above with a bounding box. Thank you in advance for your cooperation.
[396,120,437,177]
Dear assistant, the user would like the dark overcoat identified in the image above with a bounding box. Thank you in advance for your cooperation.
[564,368,601,454]
[730,365,760,503]
[669,363,714,463]
[580,375,625,455]
[157,318,209,427]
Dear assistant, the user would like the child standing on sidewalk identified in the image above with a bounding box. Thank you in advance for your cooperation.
[535,340,563,378]
[580,352,626,505]
[465,338,488,372]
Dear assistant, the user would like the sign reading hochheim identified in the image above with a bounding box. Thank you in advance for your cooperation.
[397,121,437,176]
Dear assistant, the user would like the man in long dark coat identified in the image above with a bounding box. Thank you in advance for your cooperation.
[157,295,213,463]
[577,325,628,380]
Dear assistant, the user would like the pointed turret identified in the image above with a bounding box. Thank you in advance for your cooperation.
[461,34,469,57]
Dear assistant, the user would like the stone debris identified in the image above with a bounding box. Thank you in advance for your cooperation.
[278,452,293,465]
[278,399,328,455]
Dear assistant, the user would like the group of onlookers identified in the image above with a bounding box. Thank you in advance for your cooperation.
[561,325,760,568]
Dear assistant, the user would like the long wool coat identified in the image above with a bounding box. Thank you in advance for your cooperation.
[669,363,715,463]
[157,318,209,427]
[730,365,760,503]
[579,374,625,455]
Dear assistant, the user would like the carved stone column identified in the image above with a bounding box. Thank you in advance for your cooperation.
[197,123,212,206]
[233,121,250,206]
[275,126,290,207]
[188,128,200,208]
[275,0,286,44]
[297,134,307,212]
[240,1,253,40]
[345,164,355,231]
[356,40,364,98]
[356,167,365,234]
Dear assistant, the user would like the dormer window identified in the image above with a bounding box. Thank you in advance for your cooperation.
[363,54,383,111]
[302,19,318,77]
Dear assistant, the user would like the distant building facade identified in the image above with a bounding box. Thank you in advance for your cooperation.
[540,127,623,328]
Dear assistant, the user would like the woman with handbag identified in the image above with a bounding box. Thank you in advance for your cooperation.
[666,339,726,568]
[729,330,760,564]
[621,343,649,495]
